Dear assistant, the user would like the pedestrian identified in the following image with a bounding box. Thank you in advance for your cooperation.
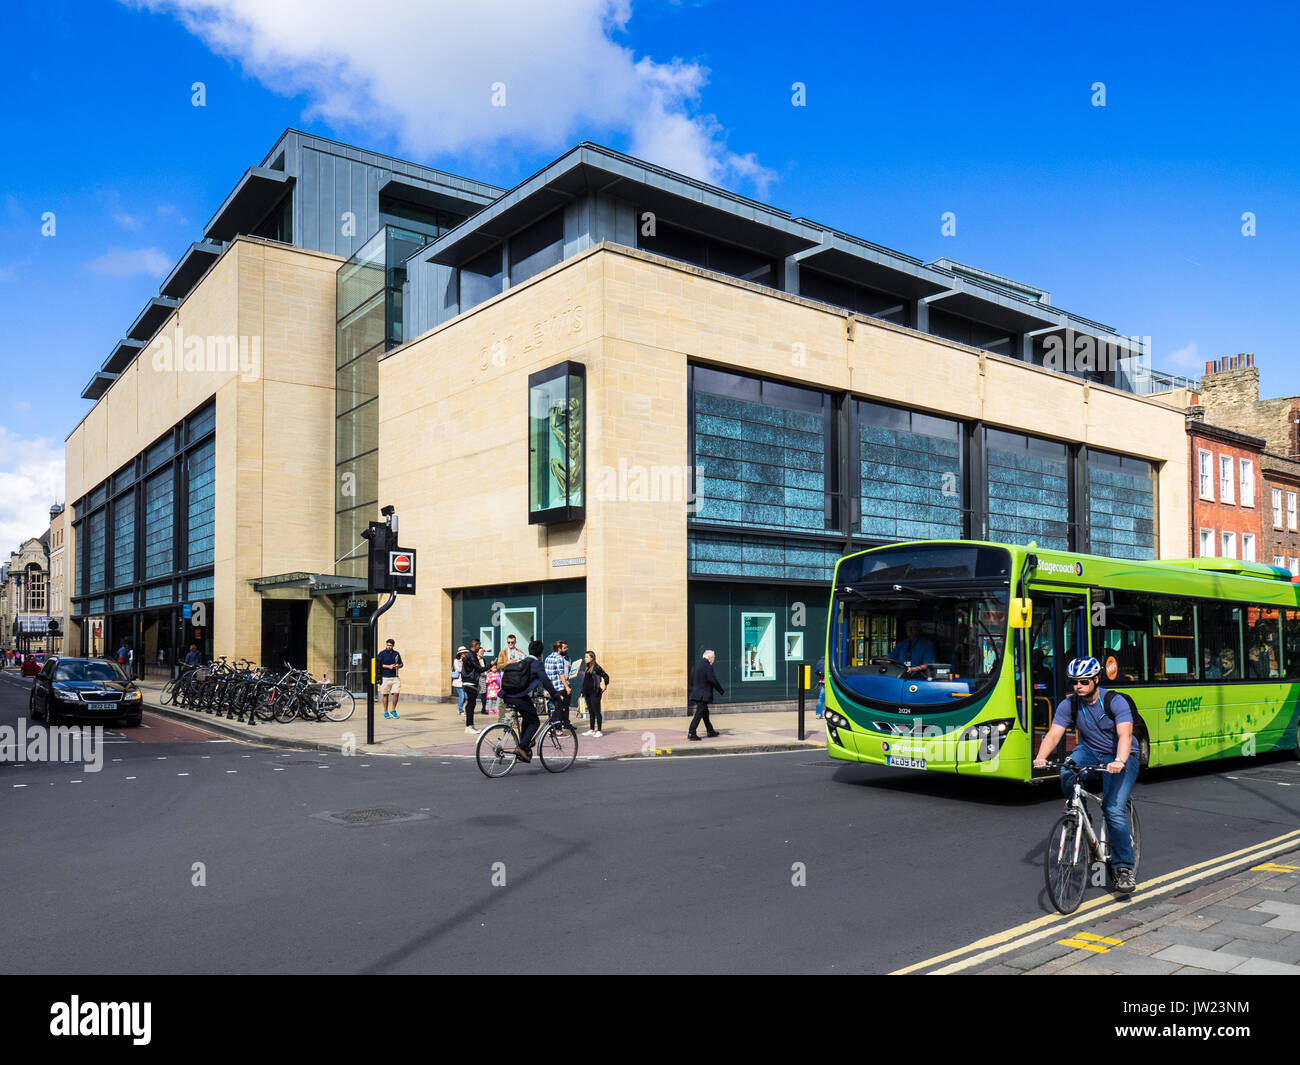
[688,649,724,740]
[544,640,571,714]
[580,651,610,738]
[503,633,524,662]
[184,644,201,668]
[485,660,502,714]
[452,650,466,714]
[116,642,128,666]
[377,638,404,719]
[459,641,484,734]
[815,655,826,719]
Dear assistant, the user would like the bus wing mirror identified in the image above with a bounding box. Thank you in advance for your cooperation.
[1009,598,1033,629]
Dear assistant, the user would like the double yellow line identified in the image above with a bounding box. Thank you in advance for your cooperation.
[892,828,1300,975]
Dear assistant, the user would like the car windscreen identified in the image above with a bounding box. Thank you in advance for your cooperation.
[54,661,126,683]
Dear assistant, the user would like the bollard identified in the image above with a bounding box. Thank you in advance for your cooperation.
[798,663,808,741]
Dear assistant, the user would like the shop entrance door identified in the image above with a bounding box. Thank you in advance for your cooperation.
[337,620,370,694]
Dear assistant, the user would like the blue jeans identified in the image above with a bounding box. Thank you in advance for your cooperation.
[456,686,466,714]
[815,683,825,717]
[1061,742,1139,869]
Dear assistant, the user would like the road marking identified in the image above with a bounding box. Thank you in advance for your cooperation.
[13,784,26,788]
[177,772,189,777]
[1253,862,1300,872]
[1058,938,1111,953]
[226,770,237,774]
[126,776,136,780]
[273,768,284,772]
[892,827,1300,975]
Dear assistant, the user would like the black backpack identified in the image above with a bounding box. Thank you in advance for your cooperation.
[500,659,532,696]
[1070,689,1147,747]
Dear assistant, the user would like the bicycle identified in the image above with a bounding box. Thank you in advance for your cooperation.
[1042,761,1142,914]
[476,693,578,778]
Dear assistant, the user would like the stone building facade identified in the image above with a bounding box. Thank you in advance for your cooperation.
[2,518,54,654]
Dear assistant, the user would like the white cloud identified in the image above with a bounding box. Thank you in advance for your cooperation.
[129,0,774,191]
[157,203,190,226]
[0,429,64,553]
[113,208,145,231]
[87,246,172,277]
[1163,341,1200,369]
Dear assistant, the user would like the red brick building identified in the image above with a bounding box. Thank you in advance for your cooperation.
[1196,354,1300,572]
[1186,410,1264,562]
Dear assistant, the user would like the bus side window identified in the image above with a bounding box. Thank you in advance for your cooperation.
[1284,610,1300,679]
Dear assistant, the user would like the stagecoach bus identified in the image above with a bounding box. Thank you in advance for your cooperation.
[823,540,1300,781]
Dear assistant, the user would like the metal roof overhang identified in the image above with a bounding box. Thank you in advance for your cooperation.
[204,167,293,242]
[796,241,951,301]
[125,297,180,343]
[379,175,497,216]
[425,151,821,266]
[160,240,224,299]
[81,371,119,401]
[924,287,1058,335]
[250,572,368,598]
[101,338,144,375]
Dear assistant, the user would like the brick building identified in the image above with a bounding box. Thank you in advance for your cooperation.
[1196,355,1300,573]
[1185,409,1264,561]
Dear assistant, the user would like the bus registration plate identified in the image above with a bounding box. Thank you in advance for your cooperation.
[886,755,926,769]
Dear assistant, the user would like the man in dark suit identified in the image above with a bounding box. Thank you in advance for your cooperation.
[688,650,725,740]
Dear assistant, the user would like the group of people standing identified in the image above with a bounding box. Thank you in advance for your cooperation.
[449,637,611,739]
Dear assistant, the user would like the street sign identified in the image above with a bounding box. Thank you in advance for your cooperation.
[388,549,416,595]
[183,603,192,619]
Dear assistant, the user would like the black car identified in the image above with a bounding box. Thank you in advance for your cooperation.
[29,657,144,727]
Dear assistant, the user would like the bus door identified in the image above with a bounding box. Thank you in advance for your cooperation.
[1028,592,1087,772]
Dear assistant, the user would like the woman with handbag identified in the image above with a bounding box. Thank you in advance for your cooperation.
[580,651,610,738]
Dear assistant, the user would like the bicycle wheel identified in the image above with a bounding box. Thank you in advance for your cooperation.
[161,677,177,705]
[320,686,356,723]
[274,692,300,723]
[254,685,277,722]
[1126,800,1141,878]
[1044,812,1090,914]
[476,723,519,779]
[538,721,578,773]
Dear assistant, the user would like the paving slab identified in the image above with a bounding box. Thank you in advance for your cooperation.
[1153,945,1249,972]
[1227,957,1300,975]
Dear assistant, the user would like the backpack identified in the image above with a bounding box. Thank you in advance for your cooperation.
[1070,690,1147,750]
[501,659,532,696]
[460,653,481,687]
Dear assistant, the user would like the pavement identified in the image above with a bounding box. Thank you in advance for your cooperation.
[131,678,831,760]
[966,845,1300,976]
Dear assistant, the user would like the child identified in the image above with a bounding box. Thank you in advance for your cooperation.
[485,661,502,714]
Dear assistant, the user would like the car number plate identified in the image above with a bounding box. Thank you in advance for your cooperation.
[88,702,115,711]
[886,755,926,769]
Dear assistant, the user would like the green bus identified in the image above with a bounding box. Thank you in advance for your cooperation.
[823,540,1300,781]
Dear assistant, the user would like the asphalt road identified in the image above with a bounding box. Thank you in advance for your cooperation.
[2,668,1298,973]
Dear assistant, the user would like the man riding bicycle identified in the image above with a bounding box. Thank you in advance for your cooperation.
[501,639,563,764]
[1032,657,1139,893]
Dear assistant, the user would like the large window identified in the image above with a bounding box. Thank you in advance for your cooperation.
[1087,449,1156,561]
[143,468,174,580]
[1219,455,1234,504]
[528,361,585,524]
[1093,591,1194,683]
[1199,602,1243,680]
[800,268,909,326]
[857,401,962,542]
[187,438,216,569]
[1240,459,1255,507]
[1273,488,1283,527]
[1198,450,1214,500]
[111,494,135,588]
[1289,491,1297,530]
[985,429,1069,550]
[691,368,830,532]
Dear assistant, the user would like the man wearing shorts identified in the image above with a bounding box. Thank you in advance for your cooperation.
[378,638,404,719]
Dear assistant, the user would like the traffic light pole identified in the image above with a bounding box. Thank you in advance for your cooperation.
[366,591,397,746]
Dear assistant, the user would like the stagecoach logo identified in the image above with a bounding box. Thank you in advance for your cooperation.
[881,741,890,752]
[1038,560,1084,577]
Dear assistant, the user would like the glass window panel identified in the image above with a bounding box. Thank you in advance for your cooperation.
[800,268,909,325]
[187,438,216,569]
[1087,449,1155,560]
[1198,601,1243,679]
[1244,606,1281,677]
[186,403,216,443]
[529,376,569,513]
[143,468,174,580]
[1283,610,1300,678]
[85,509,106,594]
[336,345,381,416]
[336,230,386,320]
[336,292,385,368]
[985,429,1069,550]
[336,450,379,514]
[186,575,214,600]
[111,492,134,588]
[145,434,175,473]
[143,581,173,607]
[336,397,379,467]
[857,400,962,541]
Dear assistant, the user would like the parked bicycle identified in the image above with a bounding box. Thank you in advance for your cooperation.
[1042,761,1141,914]
[476,693,578,777]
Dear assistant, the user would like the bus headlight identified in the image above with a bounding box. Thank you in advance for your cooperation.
[961,719,1014,761]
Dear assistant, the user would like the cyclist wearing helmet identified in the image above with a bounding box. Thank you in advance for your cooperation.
[1032,656,1139,893]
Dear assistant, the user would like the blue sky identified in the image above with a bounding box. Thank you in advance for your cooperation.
[1,0,1298,545]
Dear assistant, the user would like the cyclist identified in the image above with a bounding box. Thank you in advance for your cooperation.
[502,639,563,764]
[1032,656,1139,893]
